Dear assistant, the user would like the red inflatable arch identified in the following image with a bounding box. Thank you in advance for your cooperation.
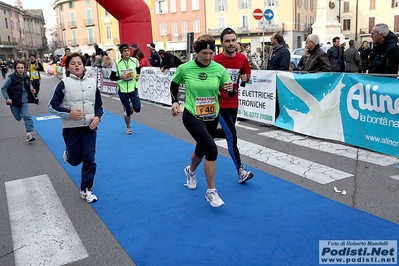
[96,0,153,56]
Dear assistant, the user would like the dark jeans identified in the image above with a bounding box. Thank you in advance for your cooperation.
[63,126,97,191]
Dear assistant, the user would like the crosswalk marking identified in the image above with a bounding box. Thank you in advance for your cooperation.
[5,175,88,266]
[215,139,353,184]
[258,131,399,167]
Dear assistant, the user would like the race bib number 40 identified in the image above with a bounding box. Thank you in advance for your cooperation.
[195,97,216,121]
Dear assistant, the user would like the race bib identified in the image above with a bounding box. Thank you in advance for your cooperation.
[227,68,240,85]
[31,71,38,77]
[195,97,216,121]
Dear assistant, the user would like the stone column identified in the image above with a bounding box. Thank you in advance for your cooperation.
[311,0,346,47]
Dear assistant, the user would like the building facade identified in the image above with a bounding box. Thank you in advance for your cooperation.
[340,0,399,47]
[0,0,46,60]
[52,0,119,57]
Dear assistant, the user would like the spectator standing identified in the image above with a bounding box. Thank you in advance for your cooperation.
[344,40,361,73]
[369,23,399,74]
[147,43,161,67]
[304,34,332,72]
[358,41,371,73]
[101,52,114,68]
[109,44,141,135]
[236,42,245,54]
[7,58,14,73]
[27,54,44,99]
[61,48,71,67]
[170,34,233,207]
[137,51,151,68]
[0,59,8,79]
[130,44,141,60]
[158,49,183,72]
[94,44,104,56]
[266,32,290,70]
[84,53,92,66]
[48,53,103,203]
[1,59,37,142]
[327,37,345,72]
[213,27,254,184]
[266,32,290,120]
[297,48,310,71]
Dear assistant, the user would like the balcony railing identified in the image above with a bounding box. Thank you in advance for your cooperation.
[68,21,77,29]
[84,38,96,45]
[68,39,79,47]
[60,23,65,30]
[0,41,18,47]
[359,28,370,34]
[208,24,283,36]
[84,19,94,26]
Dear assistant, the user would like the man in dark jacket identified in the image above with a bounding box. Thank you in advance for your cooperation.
[304,34,332,73]
[369,23,399,74]
[266,32,290,70]
[327,37,345,72]
[358,40,371,73]
[158,49,183,72]
[147,43,161,67]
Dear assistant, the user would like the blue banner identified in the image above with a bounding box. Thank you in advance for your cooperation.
[276,72,399,157]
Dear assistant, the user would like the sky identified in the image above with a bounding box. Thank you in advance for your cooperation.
[4,0,57,27]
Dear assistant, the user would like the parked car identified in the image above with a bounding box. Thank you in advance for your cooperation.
[290,46,329,70]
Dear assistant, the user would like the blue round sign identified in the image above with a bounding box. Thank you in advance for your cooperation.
[264,9,274,21]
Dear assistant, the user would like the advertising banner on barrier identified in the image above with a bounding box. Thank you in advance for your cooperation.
[138,67,175,104]
[275,72,399,157]
[237,70,276,124]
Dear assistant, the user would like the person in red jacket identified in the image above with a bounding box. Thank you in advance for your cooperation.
[213,27,254,184]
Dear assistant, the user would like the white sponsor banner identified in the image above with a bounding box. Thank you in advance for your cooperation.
[237,70,276,124]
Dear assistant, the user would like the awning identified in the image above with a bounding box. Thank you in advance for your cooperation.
[240,38,251,43]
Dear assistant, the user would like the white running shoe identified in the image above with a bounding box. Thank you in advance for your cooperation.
[238,165,254,184]
[63,150,68,163]
[80,189,98,203]
[126,126,132,135]
[26,132,36,142]
[184,166,197,189]
[205,190,225,207]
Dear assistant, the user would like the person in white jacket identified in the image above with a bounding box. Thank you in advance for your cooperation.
[48,53,104,203]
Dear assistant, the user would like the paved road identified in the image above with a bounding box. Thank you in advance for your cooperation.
[1,72,398,265]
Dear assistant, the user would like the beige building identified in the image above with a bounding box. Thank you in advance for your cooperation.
[205,0,317,55]
[340,0,399,46]
[0,0,46,59]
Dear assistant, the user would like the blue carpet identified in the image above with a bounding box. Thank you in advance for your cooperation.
[34,111,399,266]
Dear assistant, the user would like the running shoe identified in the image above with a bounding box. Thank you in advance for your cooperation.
[205,190,225,207]
[126,126,132,135]
[80,188,98,203]
[63,150,68,163]
[238,165,254,184]
[184,166,197,189]
[26,132,36,142]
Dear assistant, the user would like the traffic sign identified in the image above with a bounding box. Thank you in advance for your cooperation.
[253,8,263,20]
[264,9,274,20]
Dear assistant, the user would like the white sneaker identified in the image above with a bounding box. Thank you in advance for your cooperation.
[126,126,132,135]
[80,189,98,203]
[184,166,197,189]
[238,165,254,184]
[205,190,225,207]
[26,132,36,142]
[63,150,68,163]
